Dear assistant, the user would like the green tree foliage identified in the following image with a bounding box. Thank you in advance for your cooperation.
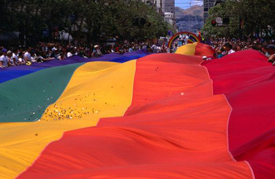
[202,0,275,39]
[202,1,240,38]
[238,0,275,39]
[0,0,169,46]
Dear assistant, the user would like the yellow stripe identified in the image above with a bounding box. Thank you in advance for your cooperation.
[0,60,137,179]
[175,42,197,55]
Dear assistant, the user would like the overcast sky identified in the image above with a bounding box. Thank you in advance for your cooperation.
[175,0,203,9]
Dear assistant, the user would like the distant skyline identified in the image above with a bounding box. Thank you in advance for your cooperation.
[175,0,203,9]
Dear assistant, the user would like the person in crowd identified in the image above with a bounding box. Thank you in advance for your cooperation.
[260,45,270,57]
[216,48,225,59]
[161,43,167,53]
[235,45,242,52]
[58,52,66,60]
[17,52,25,65]
[128,46,134,52]
[7,51,16,66]
[30,50,37,62]
[151,44,157,53]
[66,48,73,58]
[92,45,102,57]
[35,51,44,63]
[147,46,153,53]
[266,44,275,65]
[172,43,178,53]
[0,49,8,68]
[224,43,235,55]
[11,49,20,65]
[184,34,189,45]
[77,47,85,57]
[142,43,147,50]
[24,48,32,62]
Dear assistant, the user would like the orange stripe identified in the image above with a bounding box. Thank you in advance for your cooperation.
[17,54,253,178]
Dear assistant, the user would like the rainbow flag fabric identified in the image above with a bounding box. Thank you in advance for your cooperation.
[0,44,274,179]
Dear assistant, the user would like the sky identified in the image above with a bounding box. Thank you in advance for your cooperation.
[175,0,203,9]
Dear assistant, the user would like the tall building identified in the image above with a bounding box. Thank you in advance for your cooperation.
[162,0,175,13]
[203,0,215,22]
[159,0,176,28]
[141,0,175,29]
[155,0,163,14]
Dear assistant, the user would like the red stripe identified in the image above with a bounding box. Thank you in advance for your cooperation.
[203,49,275,179]
[194,43,215,56]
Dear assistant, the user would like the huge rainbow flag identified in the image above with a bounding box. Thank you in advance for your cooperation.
[0,44,274,179]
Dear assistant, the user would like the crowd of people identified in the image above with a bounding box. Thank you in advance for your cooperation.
[0,42,157,68]
[170,38,275,65]
[1,38,275,68]
[209,38,275,65]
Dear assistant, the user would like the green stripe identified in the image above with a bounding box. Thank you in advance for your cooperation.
[0,63,84,123]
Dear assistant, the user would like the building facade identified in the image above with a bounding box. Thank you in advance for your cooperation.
[160,0,175,28]
[162,0,175,13]
[141,0,176,29]
[203,0,215,22]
